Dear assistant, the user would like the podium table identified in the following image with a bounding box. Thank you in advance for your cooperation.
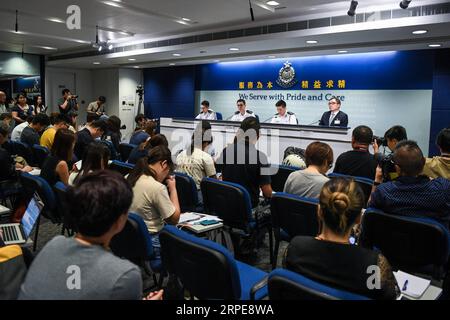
[159,117,352,165]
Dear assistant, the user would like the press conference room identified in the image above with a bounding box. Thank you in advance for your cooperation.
[0,0,450,304]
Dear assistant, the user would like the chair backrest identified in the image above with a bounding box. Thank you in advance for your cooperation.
[270,165,300,192]
[110,213,154,265]
[109,160,135,176]
[54,182,76,232]
[174,172,199,212]
[328,173,374,205]
[159,225,241,299]
[19,172,59,223]
[216,112,223,120]
[270,193,320,240]
[360,208,450,277]
[200,177,252,231]
[12,141,34,165]
[268,269,370,300]
[119,143,137,162]
[100,139,119,160]
[32,145,50,168]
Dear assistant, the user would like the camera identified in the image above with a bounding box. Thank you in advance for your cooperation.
[373,135,387,147]
[70,95,78,100]
[136,85,144,97]
[377,153,396,182]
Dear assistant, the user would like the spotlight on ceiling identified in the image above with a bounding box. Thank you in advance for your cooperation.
[108,44,114,50]
[400,0,412,9]
[347,0,358,17]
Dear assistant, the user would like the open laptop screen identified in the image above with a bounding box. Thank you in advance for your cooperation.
[21,196,42,238]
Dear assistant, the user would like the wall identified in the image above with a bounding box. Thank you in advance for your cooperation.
[45,67,93,125]
[92,69,120,117]
[429,50,450,156]
[0,52,40,76]
[119,68,143,141]
[143,66,196,119]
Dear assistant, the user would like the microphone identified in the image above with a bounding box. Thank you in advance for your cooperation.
[307,119,321,126]
[263,115,275,123]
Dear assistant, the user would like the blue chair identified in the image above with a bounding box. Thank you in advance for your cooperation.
[270,165,301,192]
[54,182,76,236]
[100,139,119,160]
[267,269,370,300]
[11,141,34,165]
[20,173,59,251]
[174,172,199,212]
[119,143,137,162]
[328,173,374,205]
[270,193,319,269]
[216,112,223,120]
[201,177,273,263]
[109,160,135,176]
[360,208,450,280]
[110,212,165,289]
[32,145,49,168]
[159,225,268,300]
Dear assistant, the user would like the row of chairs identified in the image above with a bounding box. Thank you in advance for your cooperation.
[3,141,49,168]
[104,160,450,283]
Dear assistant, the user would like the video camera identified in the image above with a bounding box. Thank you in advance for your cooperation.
[373,135,387,147]
[136,85,144,97]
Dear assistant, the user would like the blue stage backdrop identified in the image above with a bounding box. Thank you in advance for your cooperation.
[143,49,450,156]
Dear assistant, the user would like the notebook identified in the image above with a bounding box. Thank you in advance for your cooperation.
[394,270,431,298]
[178,212,223,234]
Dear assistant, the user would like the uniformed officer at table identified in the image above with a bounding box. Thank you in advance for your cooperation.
[229,99,256,122]
[270,100,298,125]
[195,100,217,120]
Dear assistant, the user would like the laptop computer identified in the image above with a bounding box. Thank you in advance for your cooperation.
[0,194,43,245]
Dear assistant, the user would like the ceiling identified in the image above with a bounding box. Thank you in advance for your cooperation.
[1,0,449,68]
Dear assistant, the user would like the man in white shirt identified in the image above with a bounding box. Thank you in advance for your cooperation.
[270,100,298,125]
[11,118,32,142]
[195,100,217,120]
[229,99,256,122]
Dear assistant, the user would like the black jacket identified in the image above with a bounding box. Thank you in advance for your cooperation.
[319,110,348,127]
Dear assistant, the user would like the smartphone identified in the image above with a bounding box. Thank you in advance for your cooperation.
[200,220,220,226]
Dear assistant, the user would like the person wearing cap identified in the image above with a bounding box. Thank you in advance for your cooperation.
[270,100,298,125]
[87,96,107,116]
[196,100,217,120]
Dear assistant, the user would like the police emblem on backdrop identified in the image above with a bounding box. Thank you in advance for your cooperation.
[276,61,297,88]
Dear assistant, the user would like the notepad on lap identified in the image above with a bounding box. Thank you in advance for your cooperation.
[394,271,431,298]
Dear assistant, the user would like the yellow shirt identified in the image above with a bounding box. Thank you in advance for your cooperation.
[40,127,56,150]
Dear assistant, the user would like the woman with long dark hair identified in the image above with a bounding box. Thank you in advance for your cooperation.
[32,95,47,115]
[11,93,31,125]
[40,128,76,186]
[69,142,111,185]
[127,145,180,259]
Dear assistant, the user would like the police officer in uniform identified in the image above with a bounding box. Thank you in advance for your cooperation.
[271,100,298,125]
[196,100,217,120]
[229,99,255,122]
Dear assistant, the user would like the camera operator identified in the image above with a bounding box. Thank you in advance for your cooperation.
[58,89,79,116]
[373,125,408,182]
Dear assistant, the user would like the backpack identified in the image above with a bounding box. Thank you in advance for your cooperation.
[0,245,27,299]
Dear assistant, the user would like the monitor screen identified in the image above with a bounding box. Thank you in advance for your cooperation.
[21,196,42,238]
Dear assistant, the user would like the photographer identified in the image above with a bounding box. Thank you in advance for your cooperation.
[373,125,407,182]
[58,89,79,116]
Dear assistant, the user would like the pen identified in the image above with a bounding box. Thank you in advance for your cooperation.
[402,280,408,291]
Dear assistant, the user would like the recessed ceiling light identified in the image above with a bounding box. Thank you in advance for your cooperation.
[93,62,101,65]
[266,1,280,6]
[169,63,176,66]
[39,46,57,50]
[229,47,240,51]
[428,44,442,47]
[128,58,136,61]
[133,66,140,68]
[176,20,190,25]
[182,17,191,21]
[47,17,64,23]
[338,50,348,53]
[268,55,276,58]
[102,1,123,8]
[412,30,427,35]
[306,40,318,44]
[172,53,181,57]
[214,60,220,63]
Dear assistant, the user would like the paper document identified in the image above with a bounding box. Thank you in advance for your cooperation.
[394,270,431,298]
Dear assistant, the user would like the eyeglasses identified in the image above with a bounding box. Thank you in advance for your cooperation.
[237,104,245,107]
[328,102,337,105]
